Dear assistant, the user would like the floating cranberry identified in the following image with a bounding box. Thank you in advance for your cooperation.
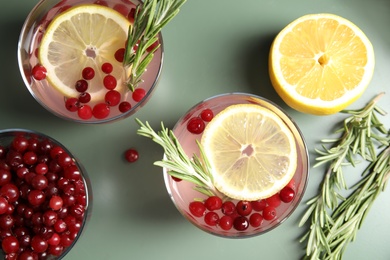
[249,213,263,227]
[114,48,125,62]
[105,90,121,106]
[119,101,132,113]
[219,215,233,230]
[113,3,129,17]
[93,103,110,119]
[233,216,249,231]
[81,67,95,80]
[132,88,146,102]
[101,62,113,74]
[187,117,205,134]
[236,201,252,216]
[251,199,267,211]
[32,64,47,80]
[200,108,214,122]
[78,92,91,103]
[189,201,206,217]
[263,206,277,221]
[265,193,281,208]
[125,149,139,163]
[75,79,88,93]
[204,212,219,226]
[221,201,236,216]
[279,186,295,203]
[65,98,79,112]
[78,105,93,120]
[103,75,117,90]
[127,7,136,23]
[204,196,222,211]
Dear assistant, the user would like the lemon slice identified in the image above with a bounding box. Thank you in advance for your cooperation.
[39,4,131,101]
[201,104,297,201]
[269,14,375,115]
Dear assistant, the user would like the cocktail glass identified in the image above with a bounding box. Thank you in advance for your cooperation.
[164,93,309,237]
[0,129,92,258]
[18,0,163,124]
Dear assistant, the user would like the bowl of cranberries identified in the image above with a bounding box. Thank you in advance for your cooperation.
[18,0,163,124]
[163,93,309,238]
[0,129,92,258]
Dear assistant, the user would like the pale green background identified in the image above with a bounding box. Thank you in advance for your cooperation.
[1,0,390,259]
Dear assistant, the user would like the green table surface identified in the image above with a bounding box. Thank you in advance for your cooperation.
[1,0,390,259]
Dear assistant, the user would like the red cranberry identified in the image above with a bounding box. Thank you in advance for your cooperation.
[75,79,88,92]
[132,88,146,102]
[251,199,267,211]
[114,48,125,62]
[200,108,214,122]
[31,235,48,253]
[187,117,205,134]
[0,183,19,203]
[1,235,19,254]
[204,196,222,211]
[233,216,249,231]
[263,206,277,221]
[92,103,110,119]
[125,149,139,163]
[189,201,206,217]
[105,90,121,106]
[221,201,236,215]
[78,92,91,103]
[49,196,63,211]
[103,75,117,90]
[65,98,79,112]
[0,168,12,186]
[249,213,263,227]
[204,212,219,226]
[119,101,132,113]
[78,105,93,120]
[236,201,252,216]
[279,187,295,203]
[146,39,160,52]
[32,64,47,80]
[82,67,95,80]
[219,215,233,230]
[265,193,281,208]
[101,62,113,74]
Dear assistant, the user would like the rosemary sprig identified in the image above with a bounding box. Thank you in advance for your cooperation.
[299,93,390,260]
[135,119,219,197]
[123,0,186,91]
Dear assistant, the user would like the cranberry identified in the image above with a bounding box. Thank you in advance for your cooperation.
[171,176,182,182]
[103,75,117,90]
[31,236,48,253]
[75,79,88,92]
[57,153,72,168]
[63,165,81,181]
[233,216,249,231]
[119,101,132,113]
[12,136,29,152]
[249,213,263,227]
[35,163,48,175]
[22,151,38,165]
[187,117,205,134]
[204,212,219,226]
[1,235,19,254]
[54,219,67,233]
[105,90,121,106]
[48,233,61,246]
[78,105,93,120]
[31,175,48,190]
[204,196,222,211]
[0,168,12,186]
[265,193,281,208]
[189,201,206,217]
[127,7,136,23]
[251,199,267,211]
[113,3,129,16]
[125,149,139,163]
[0,214,15,230]
[78,92,91,103]
[27,190,46,206]
[65,98,79,112]
[263,206,277,221]
[200,108,214,122]
[279,187,295,203]
[219,215,233,230]
[236,201,252,216]
[49,196,63,211]
[0,197,9,214]
[82,67,95,80]
[286,178,296,190]
[221,201,236,216]
[94,0,108,6]
[132,88,146,102]
[32,64,47,80]
[92,103,110,119]
[0,183,19,203]
[101,62,113,74]
[114,48,125,62]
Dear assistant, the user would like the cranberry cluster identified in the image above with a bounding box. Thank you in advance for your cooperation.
[0,133,88,259]
[188,180,296,232]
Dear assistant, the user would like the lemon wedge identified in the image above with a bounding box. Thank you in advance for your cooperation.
[201,104,297,201]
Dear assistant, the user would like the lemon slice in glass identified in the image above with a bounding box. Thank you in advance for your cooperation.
[201,104,297,201]
[269,13,375,115]
[39,4,131,101]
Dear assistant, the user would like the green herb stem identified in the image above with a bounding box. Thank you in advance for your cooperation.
[123,0,186,91]
[299,92,390,260]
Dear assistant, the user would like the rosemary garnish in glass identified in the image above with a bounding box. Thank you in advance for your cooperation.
[136,119,219,197]
[299,92,390,260]
[123,0,186,92]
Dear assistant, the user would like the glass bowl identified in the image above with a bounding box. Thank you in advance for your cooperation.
[0,129,92,259]
[163,93,309,238]
[18,0,163,124]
